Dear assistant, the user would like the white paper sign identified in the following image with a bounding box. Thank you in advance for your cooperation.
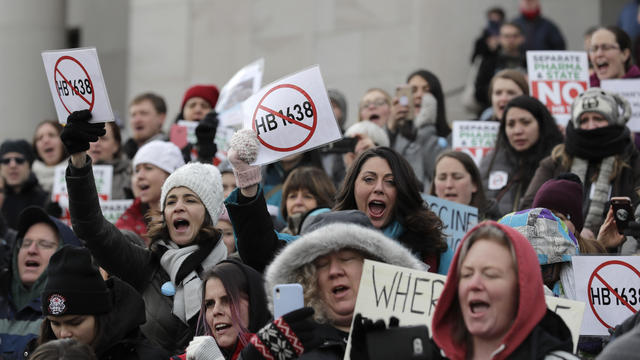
[573,256,640,335]
[527,51,589,126]
[51,164,113,202]
[452,121,499,166]
[101,199,134,224]
[601,79,640,132]
[242,65,342,165]
[216,58,264,128]
[344,260,584,358]
[42,47,114,124]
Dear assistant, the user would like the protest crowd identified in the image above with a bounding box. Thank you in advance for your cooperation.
[5,0,640,359]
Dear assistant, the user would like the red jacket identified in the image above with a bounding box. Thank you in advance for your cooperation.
[115,197,149,245]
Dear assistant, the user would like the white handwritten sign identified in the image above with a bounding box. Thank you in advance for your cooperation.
[601,79,640,132]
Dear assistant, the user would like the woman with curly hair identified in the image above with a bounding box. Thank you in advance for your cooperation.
[225,129,446,273]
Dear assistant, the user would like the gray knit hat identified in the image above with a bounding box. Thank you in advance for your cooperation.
[571,87,631,127]
[160,163,224,223]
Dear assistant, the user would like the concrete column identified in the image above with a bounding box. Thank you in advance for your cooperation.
[0,0,65,143]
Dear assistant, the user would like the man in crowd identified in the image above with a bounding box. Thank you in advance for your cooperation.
[0,140,47,230]
[122,92,168,159]
[474,21,527,110]
[513,0,566,51]
[0,206,81,359]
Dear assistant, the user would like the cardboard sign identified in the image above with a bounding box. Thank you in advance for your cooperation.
[527,51,589,126]
[242,66,341,165]
[422,195,479,275]
[545,296,585,352]
[573,256,640,335]
[42,47,114,124]
[51,164,113,203]
[344,260,583,358]
[344,260,445,360]
[600,79,640,132]
[101,199,134,224]
[452,121,500,166]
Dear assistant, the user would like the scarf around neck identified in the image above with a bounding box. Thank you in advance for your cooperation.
[159,238,227,323]
[565,122,631,161]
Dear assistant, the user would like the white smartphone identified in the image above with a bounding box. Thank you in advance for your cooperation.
[273,283,304,318]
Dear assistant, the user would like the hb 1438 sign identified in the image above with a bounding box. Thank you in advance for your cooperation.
[42,47,114,124]
[527,51,589,126]
[242,65,341,165]
[573,256,640,335]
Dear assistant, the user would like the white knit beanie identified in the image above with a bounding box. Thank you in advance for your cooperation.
[133,140,185,174]
[160,163,224,224]
[345,120,390,147]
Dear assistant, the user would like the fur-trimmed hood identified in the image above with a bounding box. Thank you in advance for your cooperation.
[263,223,426,312]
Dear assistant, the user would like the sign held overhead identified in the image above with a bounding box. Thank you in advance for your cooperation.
[42,47,114,124]
[242,65,341,165]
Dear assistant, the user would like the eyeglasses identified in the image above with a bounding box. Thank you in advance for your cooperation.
[20,238,58,250]
[361,98,389,109]
[588,44,620,53]
[1,156,26,165]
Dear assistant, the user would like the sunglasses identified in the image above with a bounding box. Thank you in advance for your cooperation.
[1,156,26,165]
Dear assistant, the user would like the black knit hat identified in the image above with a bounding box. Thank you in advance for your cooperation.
[42,246,112,316]
[0,139,35,165]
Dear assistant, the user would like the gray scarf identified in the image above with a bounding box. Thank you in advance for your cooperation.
[570,156,615,231]
[160,240,227,323]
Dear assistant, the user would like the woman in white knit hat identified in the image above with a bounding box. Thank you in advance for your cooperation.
[59,110,229,355]
[114,139,185,244]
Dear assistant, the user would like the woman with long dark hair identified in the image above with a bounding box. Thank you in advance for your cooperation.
[479,95,563,215]
[225,129,445,273]
[171,260,270,360]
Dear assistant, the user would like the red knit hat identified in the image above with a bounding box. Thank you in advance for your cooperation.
[181,85,219,110]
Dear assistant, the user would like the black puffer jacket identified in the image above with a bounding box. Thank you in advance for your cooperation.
[65,157,193,354]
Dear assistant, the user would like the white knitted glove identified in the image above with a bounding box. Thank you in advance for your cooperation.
[227,129,262,188]
[186,336,224,360]
[414,93,437,129]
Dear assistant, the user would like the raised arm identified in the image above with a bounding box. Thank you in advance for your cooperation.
[62,110,154,290]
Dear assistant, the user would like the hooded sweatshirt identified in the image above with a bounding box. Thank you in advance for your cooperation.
[431,221,573,360]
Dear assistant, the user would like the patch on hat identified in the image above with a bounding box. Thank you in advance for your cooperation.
[48,294,66,315]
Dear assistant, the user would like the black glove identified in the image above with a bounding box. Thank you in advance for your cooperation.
[60,110,106,154]
[45,201,63,218]
[195,110,218,162]
[350,313,400,360]
[623,221,640,238]
[248,307,321,359]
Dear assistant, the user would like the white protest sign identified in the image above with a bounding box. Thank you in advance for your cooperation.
[42,47,114,124]
[422,195,478,275]
[242,65,341,165]
[601,79,640,132]
[545,296,585,352]
[216,58,264,128]
[344,260,583,359]
[51,164,113,202]
[452,121,500,166]
[101,199,134,224]
[344,260,445,360]
[527,51,589,126]
[573,256,640,335]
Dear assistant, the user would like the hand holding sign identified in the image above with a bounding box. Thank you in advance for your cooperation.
[42,47,114,124]
[60,110,106,154]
